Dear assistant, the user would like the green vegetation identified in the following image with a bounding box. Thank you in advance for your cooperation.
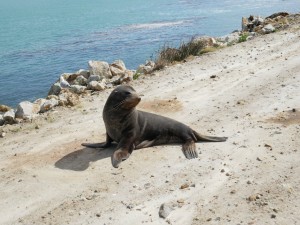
[238,33,249,43]
[200,46,220,54]
[133,72,141,80]
[154,38,205,70]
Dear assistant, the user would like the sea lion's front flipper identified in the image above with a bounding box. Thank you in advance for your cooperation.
[111,149,131,168]
[111,136,135,168]
[81,133,113,149]
[182,139,198,159]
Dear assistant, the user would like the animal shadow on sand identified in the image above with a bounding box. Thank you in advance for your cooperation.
[55,144,117,171]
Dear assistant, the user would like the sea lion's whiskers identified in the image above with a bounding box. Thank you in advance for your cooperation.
[107,100,125,112]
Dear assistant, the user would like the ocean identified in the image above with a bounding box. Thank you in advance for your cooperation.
[0,0,299,107]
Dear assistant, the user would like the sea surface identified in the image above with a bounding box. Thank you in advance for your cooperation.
[0,0,299,107]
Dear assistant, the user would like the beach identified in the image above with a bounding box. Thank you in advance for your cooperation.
[0,18,300,225]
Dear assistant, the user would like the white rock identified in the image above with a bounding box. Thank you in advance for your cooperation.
[74,75,88,86]
[0,114,4,126]
[262,24,275,34]
[159,203,174,219]
[70,85,87,94]
[87,75,101,84]
[88,61,112,78]
[48,82,62,96]
[34,98,47,107]
[110,66,126,77]
[58,89,79,106]
[76,69,89,78]
[15,101,40,120]
[217,32,240,44]
[40,99,59,113]
[111,60,126,71]
[137,64,154,74]
[120,70,134,83]
[193,36,216,47]
[3,109,16,124]
[87,81,106,91]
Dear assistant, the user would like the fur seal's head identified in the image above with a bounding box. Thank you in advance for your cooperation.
[105,85,141,111]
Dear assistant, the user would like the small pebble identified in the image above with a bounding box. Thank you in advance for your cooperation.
[271,214,276,219]
[230,190,236,194]
[180,183,189,189]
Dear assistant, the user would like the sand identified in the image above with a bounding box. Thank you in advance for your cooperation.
[0,24,299,225]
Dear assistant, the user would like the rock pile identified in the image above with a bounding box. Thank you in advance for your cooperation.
[0,59,156,126]
[242,12,290,34]
[48,59,136,97]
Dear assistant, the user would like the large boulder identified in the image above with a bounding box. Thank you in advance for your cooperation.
[3,109,16,124]
[137,61,155,74]
[40,98,59,113]
[70,85,87,94]
[15,101,40,120]
[87,75,101,84]
[58,89,80,107]
[74,75,88,86]
[75,69,90,79]
[217,32,240,44]
[110,66,126,77]
[111,60,126,71]
[193,36,216,47]
[0,114,4,126]
[48,83,62,96]
[87,81,106,91]
[88,61,112,78]
[262,24,275,34]
[34,98,47,107]
[120,70,134,83]
[110,60,127,76]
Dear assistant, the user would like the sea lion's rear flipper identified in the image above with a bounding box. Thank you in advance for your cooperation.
[81,142,110,148]
[82,133,113,148]
[182,139,198,159]
[193,131,227,142]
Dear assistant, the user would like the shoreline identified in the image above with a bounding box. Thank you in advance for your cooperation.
[1,12,298,129]
[0,11,299,225]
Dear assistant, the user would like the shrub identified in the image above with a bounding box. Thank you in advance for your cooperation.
[238,33,248,43]
[133,72,141,80]
[154,38,205,70]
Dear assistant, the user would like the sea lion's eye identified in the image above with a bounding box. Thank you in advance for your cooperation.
[125,91,131,96]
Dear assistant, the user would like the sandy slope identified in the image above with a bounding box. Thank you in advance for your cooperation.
[1,25,300,225]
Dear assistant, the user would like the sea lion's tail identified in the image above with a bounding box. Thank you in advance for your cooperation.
[193,130,227,142]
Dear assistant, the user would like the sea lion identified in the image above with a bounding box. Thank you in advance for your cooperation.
[82,85,227,168]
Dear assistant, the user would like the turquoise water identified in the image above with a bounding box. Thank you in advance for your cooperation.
[0,0,299,107]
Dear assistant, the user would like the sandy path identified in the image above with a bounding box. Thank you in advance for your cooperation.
[0,26,299,225]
